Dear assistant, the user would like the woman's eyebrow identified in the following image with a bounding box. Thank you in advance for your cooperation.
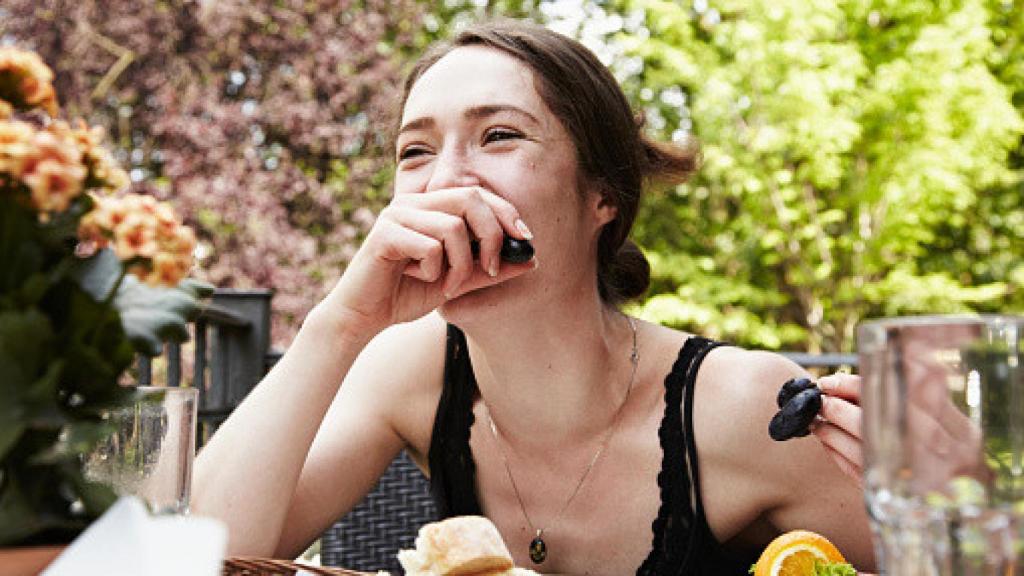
[463,104,540,126]
[398,104,540,136]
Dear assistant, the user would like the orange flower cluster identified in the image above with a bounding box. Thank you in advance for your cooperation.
[79,194,197,287]
[0,46,194,288]
[0,47,58,118]
[0,46,128,220]
[0,119,130,220]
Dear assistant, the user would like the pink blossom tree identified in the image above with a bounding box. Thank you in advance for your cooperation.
[2,0,427,344]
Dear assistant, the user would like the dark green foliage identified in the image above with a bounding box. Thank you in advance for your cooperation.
[0,194,210,546]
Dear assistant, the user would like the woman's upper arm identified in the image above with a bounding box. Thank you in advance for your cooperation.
[274,313,446,557]
[696,349,876,571]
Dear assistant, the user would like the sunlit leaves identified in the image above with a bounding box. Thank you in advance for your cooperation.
[609,0,1023,351]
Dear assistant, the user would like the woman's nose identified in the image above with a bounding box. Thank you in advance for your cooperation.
[424,147,479,192]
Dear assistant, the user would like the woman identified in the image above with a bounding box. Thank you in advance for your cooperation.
[193,20,875,574]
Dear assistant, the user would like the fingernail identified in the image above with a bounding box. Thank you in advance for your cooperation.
[488,257,498,278]
[515,219,533,240]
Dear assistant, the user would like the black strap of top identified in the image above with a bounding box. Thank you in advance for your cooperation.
[638,335,720,575]
[428,327,756,575]
[427,325,482,517]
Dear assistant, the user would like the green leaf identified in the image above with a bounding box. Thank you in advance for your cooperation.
[0,196,45,297]
[814,560,858,576]
[115,274,211,356]
[0,309,54,460]
[30,420,115,466]
[68,471,118,519]
[70,248,123,303]
[0,470,49,545]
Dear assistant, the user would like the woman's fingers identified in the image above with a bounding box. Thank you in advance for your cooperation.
[818,395,862,441]
[812,420,864,471]
[818,440,863,487]
[813,377,865,483]
[375,219,445,282]
[385,186,534,295]
[385,207,475,296]
[395,186,531,278]
[817,372,861,403]
[445,257,538,300]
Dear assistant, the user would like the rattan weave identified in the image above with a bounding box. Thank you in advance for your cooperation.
[223,556,373,575]
[320,451,437,574]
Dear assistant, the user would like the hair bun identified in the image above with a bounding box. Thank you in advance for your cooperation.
[602,239,650,303]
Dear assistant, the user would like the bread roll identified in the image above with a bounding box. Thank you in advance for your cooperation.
[398,516,515,576]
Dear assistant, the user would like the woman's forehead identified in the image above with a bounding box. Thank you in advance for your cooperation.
[402,46,549,126]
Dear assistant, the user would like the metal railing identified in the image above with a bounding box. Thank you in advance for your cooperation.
[138,289,275,444]
[779,351,858,370]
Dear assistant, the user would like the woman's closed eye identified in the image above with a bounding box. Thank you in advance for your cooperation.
[397,145,430,162]
[483,127,523,145]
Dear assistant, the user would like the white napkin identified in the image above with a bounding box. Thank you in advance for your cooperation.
[43,497,227,576]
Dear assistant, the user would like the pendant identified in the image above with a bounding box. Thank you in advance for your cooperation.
[529,533,547,564]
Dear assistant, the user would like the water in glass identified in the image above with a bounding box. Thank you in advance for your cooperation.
[82,386,198,515]
[859,315,1024,575]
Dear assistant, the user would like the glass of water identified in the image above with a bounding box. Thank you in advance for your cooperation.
[83,386,198,515]
[859,315,1024,575]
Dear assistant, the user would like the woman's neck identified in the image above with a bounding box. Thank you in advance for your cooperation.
[460,299,639,446]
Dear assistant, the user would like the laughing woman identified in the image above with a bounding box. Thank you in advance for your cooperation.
[192,20,875,575]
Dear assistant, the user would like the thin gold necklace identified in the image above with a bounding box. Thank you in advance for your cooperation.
[481,315,639,565]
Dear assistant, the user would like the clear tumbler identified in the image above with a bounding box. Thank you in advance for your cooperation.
[83,386,198,515]
[859,315,1024,575]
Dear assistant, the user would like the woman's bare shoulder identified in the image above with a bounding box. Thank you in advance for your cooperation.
[691,344,875,567]
[691,345,806,469]
[351,311,448,389]
[342,311,449,455]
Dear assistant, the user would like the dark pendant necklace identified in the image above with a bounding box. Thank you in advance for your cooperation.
[529,530,548,564]
[482,315,640,568]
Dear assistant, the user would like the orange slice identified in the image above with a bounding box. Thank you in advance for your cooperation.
[753,530,846,576]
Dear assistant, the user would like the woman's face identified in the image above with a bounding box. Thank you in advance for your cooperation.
[395,46,613,316]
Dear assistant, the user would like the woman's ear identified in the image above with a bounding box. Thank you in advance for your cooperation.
[593,191,618,228]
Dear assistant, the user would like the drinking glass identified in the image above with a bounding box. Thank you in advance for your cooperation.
[82,386,198,515]
[859,315,1024,575]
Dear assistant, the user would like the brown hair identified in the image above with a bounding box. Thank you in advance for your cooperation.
[399,20,698,303]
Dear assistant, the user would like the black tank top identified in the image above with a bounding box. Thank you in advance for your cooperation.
[427,325,759,575]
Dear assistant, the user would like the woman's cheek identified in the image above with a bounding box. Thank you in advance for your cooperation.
[393,167,431,195]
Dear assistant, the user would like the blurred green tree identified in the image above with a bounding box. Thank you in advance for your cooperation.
[596,0,1024,351]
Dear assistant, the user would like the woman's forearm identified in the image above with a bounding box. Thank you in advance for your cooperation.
[190,308,374,555]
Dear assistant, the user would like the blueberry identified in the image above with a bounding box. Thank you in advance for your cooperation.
[768,388,822,441]
[470,235,534,264]
[500,237,534,264]
[777,377,817,408]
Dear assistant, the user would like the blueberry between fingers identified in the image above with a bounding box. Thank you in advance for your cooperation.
[470,235,534,264]
[769,387,822,441]
[776,377,817,408]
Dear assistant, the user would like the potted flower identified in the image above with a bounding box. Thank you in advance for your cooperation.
[0,47,212,570]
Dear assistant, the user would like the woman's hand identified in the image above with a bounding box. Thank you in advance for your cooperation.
[318,186,535,340]
[813,372,865,485]
[812,369,990,490]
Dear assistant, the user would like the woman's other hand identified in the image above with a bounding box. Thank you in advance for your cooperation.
[813,372,864,486]
[316,185,535,341]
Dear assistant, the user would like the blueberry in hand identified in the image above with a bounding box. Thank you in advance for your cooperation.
[500,237,534,264]
[768,387,822,441]
[776,377,817,408]
[470,235,534,264]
